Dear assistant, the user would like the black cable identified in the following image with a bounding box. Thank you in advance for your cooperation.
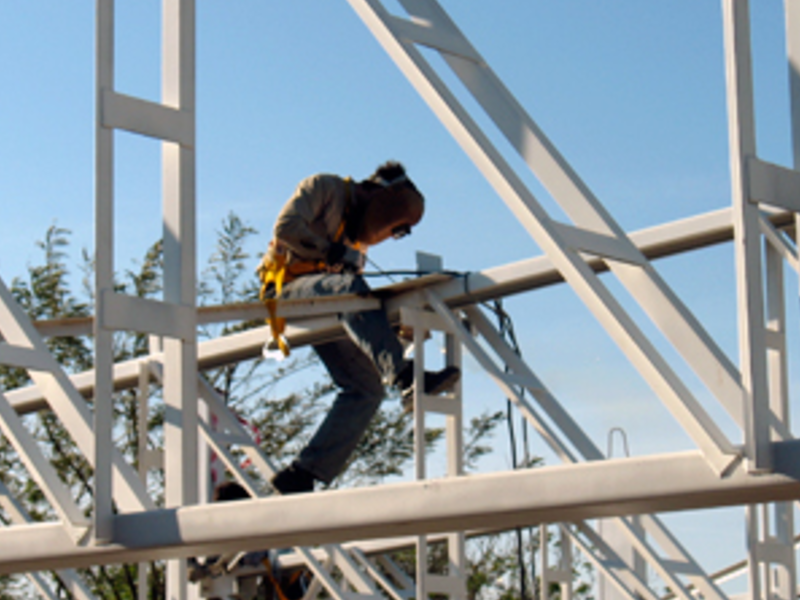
[363,256,398,282]
[493,298,543,599]
[360,268,467,278]
[363,259,477,309]
[492,299,532,600]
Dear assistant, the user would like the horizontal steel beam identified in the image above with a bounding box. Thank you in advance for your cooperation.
[2,443,800,575]
[11,206,793,416]
[101,89,194,147]
[6,318,342,414]
[30,205,793,339]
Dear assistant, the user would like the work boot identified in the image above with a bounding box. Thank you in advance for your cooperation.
[395,364,461,411]
[271,462,315,495]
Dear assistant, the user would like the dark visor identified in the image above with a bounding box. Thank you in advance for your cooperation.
[391,224,411,239]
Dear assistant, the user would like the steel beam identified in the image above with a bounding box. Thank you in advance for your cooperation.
[1,445,800,575]
[8,206,794,418]
[23,206,796,343]
[723,0,771,475]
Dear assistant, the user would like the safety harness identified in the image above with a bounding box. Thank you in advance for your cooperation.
[257,178,362,357]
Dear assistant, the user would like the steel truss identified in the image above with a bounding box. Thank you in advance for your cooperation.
[0,1,799,599]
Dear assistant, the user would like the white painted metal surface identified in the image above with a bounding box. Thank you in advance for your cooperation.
[2,447,800,575]
[0,2,799,599]
[541,524,574,600]
[93,0,199,596]
[0,482,97,600]
[723,0,771,475]
[402,303,466,599]
[93,0,115,545]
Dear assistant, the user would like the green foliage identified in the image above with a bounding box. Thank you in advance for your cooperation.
[468,534,527,599]
[200,211,259,307]
[465,410,505,470]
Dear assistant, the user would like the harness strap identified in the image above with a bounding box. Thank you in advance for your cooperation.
[260,556,297,600]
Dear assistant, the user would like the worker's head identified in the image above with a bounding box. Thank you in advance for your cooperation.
[354,161,424,246]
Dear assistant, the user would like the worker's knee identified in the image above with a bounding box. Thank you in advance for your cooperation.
[340,272,371,295]
[358,376,386,407]
[313,272,371,296]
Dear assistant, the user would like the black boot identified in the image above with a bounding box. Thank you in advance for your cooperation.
[395,363,461,404]
[271,462,315,495]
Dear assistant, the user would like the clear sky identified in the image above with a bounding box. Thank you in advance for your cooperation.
[1,1,797,592]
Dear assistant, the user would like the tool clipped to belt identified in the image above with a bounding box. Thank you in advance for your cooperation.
[257,238,362,359]
[257,245,295,359]
[258,243,329,358]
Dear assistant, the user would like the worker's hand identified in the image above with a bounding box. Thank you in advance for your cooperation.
[326,242,363,272]
[340,246,364,272]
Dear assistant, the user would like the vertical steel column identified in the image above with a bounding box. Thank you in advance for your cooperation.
[541,524,575,600]
[444,332,466,595]
[411,314,429,600]
[782,4,800,595]
[403,305,466,599]
[744,243,795,600]
[725,2,797,599]
[163,1,198,598]
[137,362,148,600]
[789,0,800,255]
[722,0,771,473]
[93,0,115,544]
[137,359,154,600]
[781,0,800,592]
[765,240,795,600]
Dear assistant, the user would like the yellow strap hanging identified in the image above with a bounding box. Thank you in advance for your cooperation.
[258,251,291,357]
[260,556,295,600]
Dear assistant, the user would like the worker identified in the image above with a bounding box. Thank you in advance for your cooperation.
[259,161,460,494]
[189,482,309,599]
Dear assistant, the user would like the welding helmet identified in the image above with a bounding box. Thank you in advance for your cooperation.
[355,173,424,246]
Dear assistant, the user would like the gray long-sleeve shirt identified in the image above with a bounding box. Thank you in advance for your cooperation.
[270,173,354,267]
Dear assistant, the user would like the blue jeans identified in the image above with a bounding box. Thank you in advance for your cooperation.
[278,272,408,483]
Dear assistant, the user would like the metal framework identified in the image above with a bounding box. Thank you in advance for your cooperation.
[1,1,800,599]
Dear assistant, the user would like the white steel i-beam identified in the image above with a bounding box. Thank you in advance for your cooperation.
[94,0,115,544]
[722,0,771,474]
[723,2,800,599]
[402,304,466,599]
[95,0,197,596]
[162,2,199,596]
[3,444,800,576]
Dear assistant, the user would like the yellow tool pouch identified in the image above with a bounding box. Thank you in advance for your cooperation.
[257,244,330,358]
[258,247,292,358]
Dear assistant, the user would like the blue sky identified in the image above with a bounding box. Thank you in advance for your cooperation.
[1,0,797,587]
